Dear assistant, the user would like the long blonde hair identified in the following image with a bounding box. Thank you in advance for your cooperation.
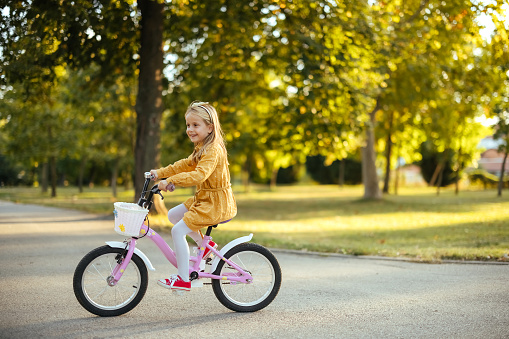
[186,101,226,164]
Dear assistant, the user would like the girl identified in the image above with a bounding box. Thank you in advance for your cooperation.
[150,101,237,292]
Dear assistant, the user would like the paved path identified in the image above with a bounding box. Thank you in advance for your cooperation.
[0,200,507,338]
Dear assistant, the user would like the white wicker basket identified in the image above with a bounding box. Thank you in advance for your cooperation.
[113,202,149,237]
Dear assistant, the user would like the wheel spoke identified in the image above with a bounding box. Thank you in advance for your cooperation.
[90,263,106,280]
[92,285,108,300]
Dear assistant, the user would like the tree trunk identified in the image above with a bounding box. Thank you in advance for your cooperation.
[41,161,48,194]
[270,165,279,191]
[498,151,508,197]
[394,143,400,195]
[88,164,96,188]
[111,158,118,198]
[429,163,442,187]
[338,159,345,187]
[454,152,461,196]
[382,111,394,194]
[362,99,382,199]
[382,134,392,194]
[134,0,164,207]
[435,149,449,196]
[123,169,131,191]
[436,161,445,196]
[243,156,251,193]
[50,155,57,198]
[78,157,86,193]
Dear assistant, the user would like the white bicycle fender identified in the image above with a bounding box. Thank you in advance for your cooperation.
[209,234,253,273]
[105,241,156,271]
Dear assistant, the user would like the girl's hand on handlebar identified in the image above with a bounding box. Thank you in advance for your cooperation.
[149,170,158,180]
[158,180,175,192]
[158,180,168,191]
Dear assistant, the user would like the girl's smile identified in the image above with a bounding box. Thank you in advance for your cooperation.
[186,113,213,144]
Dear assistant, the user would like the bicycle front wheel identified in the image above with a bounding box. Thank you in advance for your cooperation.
[212,243,281,312]
[73,245,148,317]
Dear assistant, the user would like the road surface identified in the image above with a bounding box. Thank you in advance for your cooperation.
[0,201,507,338]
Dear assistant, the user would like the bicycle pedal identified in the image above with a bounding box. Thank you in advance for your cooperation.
[191,280,203,288]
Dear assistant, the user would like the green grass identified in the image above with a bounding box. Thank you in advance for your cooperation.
[1,185,508,262]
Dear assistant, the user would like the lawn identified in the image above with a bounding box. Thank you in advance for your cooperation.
[1,185,508,262]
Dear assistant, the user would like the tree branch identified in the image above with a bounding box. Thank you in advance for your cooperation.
[402,0,431,26]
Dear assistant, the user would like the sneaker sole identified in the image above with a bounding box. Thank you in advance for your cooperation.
[157,280,191,291]
[157,280,172,289]
[172,286,191,291]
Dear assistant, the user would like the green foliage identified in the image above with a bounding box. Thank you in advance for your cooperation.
[163,0,370,175]
[1,0,508,196]
[0,0,138,88]
[0,66,136,192]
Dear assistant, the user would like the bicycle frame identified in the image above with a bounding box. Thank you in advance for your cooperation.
[108,223,254,286]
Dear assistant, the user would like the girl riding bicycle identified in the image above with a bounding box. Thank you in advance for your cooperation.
[150,101,237,292]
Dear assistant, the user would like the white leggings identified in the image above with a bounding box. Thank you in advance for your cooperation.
[168,204,203,282]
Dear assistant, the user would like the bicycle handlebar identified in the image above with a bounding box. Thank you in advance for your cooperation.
[138,173,163,209]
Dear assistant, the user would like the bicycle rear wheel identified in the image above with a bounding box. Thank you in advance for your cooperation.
[212,243,281,312]
[73,245,148,317]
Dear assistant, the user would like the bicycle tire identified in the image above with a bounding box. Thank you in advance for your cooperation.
[73,245,148,317]
[212,243,281,312]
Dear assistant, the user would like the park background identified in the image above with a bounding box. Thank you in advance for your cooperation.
[1,0,508,262]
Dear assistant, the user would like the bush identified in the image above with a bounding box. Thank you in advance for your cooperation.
[276,165,301,184]
[419,142,457,187]
[0,155,29,186]
[468,169,509,189]
[305,155,362,185]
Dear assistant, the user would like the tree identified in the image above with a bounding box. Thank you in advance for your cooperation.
[485,6,509,197]
[133,0,167,213]
[493,114,509,196]
[0,74,76,197]
[360,0,494,198]
[61,66,137,195]
[0,1,172,208]
[163,0,372,191]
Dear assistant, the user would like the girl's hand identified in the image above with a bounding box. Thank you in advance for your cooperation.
[149,170,158,180]
[166,182,176,192]
[158,180,168,191]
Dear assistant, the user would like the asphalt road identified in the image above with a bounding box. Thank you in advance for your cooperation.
[0,200,507,338]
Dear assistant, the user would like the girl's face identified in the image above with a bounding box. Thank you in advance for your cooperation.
[185,113,213,144]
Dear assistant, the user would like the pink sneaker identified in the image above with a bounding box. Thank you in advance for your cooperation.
[157,275,191,291]
[202,240,217,259]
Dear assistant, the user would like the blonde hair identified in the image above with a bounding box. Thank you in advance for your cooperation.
[186,101,226,164]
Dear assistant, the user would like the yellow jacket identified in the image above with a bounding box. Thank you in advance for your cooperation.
[156,142,237,231]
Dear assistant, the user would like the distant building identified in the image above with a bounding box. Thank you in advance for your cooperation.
[399,164,425,185]
[478,136,509,176]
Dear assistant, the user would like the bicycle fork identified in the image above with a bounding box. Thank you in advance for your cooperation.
[107,238,137,286]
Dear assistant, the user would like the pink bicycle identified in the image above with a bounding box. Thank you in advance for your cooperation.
[73,172,281,317]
